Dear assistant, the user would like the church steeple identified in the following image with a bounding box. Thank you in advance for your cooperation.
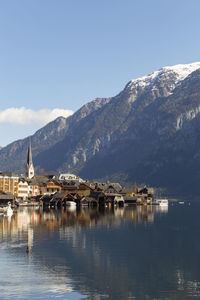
[26,138,34,179]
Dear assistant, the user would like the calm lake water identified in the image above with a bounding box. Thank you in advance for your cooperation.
[0,202,200,299]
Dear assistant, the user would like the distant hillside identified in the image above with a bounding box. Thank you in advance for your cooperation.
[1,62,200,194]
[0,97,110,174]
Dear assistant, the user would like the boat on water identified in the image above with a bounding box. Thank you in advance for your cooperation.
[65,201,77,207]
[154,199,168,206]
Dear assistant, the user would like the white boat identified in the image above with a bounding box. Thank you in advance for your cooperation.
[154,199,168,206]
[65,201,76,207]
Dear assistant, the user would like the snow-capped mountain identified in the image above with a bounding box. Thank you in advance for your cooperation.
[128,62,200,90]
[1,62,200,194]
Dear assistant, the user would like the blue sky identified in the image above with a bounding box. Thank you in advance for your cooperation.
[0,0,200,145]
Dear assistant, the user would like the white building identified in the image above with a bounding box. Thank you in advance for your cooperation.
[59,173,85,182]
[18,179,29,200]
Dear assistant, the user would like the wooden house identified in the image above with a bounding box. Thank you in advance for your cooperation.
[38,178,61,195]
[76,182,94,197]
[61,181,79,194]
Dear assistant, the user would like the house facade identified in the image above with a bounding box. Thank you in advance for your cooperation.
[18,178,29,199]
[40,179,61,195]
[0,172,19,197]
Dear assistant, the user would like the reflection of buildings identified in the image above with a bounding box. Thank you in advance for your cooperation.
[154,204,168,214]
[27,227,33,253]
[0,205,168,253]
[0,208,40,251]
[0,205,173,300]
[2,204,200,300]
[0,205,160,239]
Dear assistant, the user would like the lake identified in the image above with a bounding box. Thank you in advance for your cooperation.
[0,201,200,299]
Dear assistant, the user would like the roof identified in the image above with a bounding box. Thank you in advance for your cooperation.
[0,172,18,178]
[52,192,67,200]
[19,177,28,183]
[93,182,122,192]
[32,175,58,186]
[61,181,80,189]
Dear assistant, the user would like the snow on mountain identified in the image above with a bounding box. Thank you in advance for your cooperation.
[126,62,200,91]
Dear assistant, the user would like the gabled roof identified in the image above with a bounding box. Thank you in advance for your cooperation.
[28,177,39,185]
[32,175,59,186]
[78,182,94,190]
[61,180,80,189]
[52,192,67,200]
[93,182,122,193]
[0,172,18,177]
[19,176,28,183]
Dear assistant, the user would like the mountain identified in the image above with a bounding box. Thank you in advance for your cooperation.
[1,62,200,194]
[0,97,110,174]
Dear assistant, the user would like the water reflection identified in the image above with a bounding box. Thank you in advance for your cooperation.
[0,203,200,299]
[0,205,159,239]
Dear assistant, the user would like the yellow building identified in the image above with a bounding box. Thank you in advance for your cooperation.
[40,179,61,195]
[61,182,93,197]
[0,172,19,196]
[76,183,93,197]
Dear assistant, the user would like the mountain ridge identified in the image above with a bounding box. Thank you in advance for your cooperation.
[1,62,200,194]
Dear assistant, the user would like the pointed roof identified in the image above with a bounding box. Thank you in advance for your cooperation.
[27,137,33,166]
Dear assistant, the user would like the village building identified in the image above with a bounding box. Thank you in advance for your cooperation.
[89,182,124,206]
[28,178,40,197]
[37,177,61,195]
[76,182,94,197]
[59,173,84,182]
[61,181,93,197]
[91,182,122,195]
[61,180,80,194]
[18,178,29,200]
[0,172,19,197]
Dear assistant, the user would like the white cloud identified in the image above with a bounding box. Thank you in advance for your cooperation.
[0,107,73,125]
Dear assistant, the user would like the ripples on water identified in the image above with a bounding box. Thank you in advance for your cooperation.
[0,203,200,299]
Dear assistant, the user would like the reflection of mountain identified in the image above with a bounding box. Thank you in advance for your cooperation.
[1,205,200,299]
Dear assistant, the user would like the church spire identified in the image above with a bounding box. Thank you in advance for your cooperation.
[27,137,33,166]
[26,137,34,179]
